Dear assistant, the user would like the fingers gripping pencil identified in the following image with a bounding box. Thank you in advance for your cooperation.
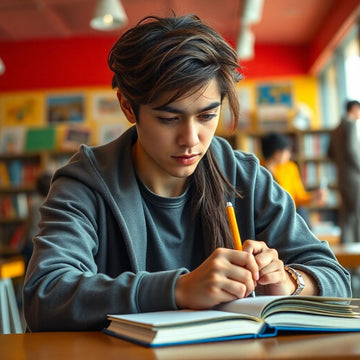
[226,202,242,251]
[226,201,255,297]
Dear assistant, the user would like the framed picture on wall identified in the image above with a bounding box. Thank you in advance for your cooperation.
[61,127,91,151]
[256,82,293,131]
[46,94,85,124]
[3,94,43,126]
[91,91,123,121]
[0,126,26,154]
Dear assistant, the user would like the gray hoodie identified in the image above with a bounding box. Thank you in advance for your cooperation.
[23,126,351,331]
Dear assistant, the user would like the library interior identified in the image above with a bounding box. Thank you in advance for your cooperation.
[1,1,360,356]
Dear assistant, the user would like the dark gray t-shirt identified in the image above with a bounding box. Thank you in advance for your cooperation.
[137,178,205,272]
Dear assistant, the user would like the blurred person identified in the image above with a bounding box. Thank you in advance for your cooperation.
[328,100,360,243]
[261,132,327,227]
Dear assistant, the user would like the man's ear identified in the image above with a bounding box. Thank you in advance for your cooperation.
[117,91,136,124]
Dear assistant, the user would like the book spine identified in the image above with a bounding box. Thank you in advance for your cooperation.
[0,161,10,186]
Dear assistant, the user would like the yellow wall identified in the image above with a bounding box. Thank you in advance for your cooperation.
[0,87,130,150]
[238,75,321,130]
[0,75,321,152]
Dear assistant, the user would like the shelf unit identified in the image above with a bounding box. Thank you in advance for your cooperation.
[0,150,74,255]
[220,128,339,236]
[0,129,340,253]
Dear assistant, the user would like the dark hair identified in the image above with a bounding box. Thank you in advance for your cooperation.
[346,100,360,113]
[261,133,291,159]
[108,15,242,252]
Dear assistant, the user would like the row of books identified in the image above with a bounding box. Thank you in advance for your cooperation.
[0,222,24,253]
[0,160,41,187]
[301,162,337,188]
[302,133,330,158]
[0,193,30,220]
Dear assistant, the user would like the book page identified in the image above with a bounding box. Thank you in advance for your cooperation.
[108,309,257,329]
[266,312,360,329]
[215,296,280,318]
[215,295,358,319]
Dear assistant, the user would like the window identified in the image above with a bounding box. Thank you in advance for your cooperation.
[344,33,360,102]
[319,24,359,127]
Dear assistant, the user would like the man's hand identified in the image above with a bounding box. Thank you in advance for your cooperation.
[175,247,258,309]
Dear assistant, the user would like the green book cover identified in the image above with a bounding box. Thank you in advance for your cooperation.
[25,127,56,152]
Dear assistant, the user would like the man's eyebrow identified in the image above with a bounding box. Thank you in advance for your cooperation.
[153,101,221,114]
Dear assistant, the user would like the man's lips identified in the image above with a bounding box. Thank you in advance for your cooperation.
[172,154,200,165]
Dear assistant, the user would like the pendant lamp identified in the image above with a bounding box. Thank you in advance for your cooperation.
[90,0,127,31]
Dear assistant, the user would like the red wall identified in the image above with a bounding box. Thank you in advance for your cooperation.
[0,36,117,91]
[241,43,309,79]
[0,38,309,92]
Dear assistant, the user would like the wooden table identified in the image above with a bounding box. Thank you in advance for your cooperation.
[1,331,360,360]
[331,243,360,269]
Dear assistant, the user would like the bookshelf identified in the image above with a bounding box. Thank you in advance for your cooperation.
[0,129,340,253]
[0,150,73,255]
[221,128,340,239]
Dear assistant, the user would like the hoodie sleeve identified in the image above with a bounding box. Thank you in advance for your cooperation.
[211,137,351,299]
[233,153,351,298]
[23,176,188,331]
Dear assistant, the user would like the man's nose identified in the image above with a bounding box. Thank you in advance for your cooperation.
[178,119,200,147]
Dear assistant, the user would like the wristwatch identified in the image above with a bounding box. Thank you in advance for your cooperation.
[284,266,305,296]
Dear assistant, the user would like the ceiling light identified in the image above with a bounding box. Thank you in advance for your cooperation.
[242,0,264,25]
[90,0,128,31]
[236,26,255,60]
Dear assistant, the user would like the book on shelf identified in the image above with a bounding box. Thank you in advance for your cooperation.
[7,160,23,186]
[0,161,10,186]
[0,195,16,219]
[0,193,29,220]
[0,160,41,187]
[104,295,360,347]
[301,162,337,188]
[302,133,330,158]
[12,193,29,218]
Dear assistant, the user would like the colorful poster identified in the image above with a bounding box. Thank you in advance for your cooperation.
[257,83,293,106]
[0,126,26,154]
[61,127,91,150]
[3,94,43,126]
[256,83,293,130]
[91,91,123,121]
[46,94,85,124]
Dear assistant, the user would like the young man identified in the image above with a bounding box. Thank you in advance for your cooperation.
[23,15,351,331]
[328,100,360,243]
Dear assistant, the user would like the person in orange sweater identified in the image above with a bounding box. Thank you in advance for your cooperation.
[261,132,327,226]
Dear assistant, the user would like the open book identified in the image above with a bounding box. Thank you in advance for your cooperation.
[104,295,360,347]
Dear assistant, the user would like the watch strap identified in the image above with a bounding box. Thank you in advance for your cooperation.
[284,266,305,296]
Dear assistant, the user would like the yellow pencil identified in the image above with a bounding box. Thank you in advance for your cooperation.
[226,202,242,251]
[226,201,256,297]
